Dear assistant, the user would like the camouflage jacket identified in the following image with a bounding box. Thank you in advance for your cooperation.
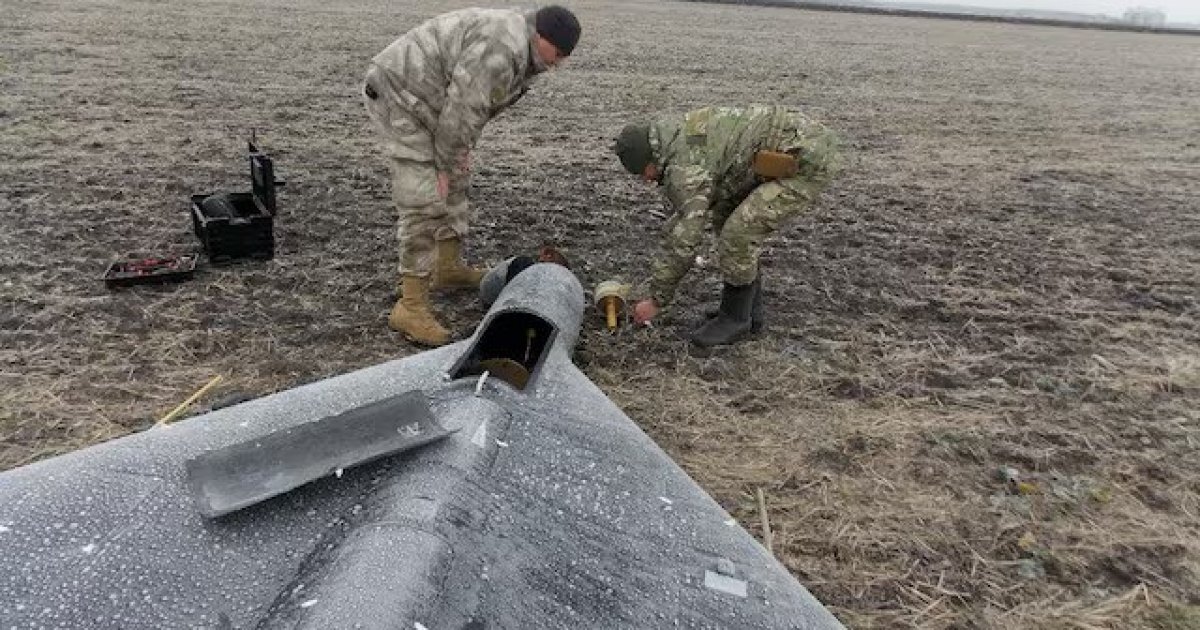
[647,105,839,306]
[371,8,547,172]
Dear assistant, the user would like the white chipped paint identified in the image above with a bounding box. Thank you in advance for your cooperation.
[81,544,96,554]
[704,570,748,598]
[471,419,488,448]
[299,599,318,608]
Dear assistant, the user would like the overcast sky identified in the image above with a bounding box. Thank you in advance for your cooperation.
[874,0,1200,22]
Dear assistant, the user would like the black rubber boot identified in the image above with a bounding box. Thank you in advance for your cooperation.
[691,280,757,348]
[706,276,764,333]
[750,275,764,333]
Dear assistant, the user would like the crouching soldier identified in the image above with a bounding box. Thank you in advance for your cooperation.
[613,105,841,347]
[363,5,581,346]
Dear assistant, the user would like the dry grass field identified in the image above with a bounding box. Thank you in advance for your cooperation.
[2,0,1198,627]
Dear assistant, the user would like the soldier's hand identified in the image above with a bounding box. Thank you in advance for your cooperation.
[633,299,660,327]
[457,151,471,175]
[436,172,450,199]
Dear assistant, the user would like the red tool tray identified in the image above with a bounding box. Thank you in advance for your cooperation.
[103,254,198,289]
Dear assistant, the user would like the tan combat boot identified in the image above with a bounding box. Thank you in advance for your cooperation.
[432,237,485,290]
[389,275,450,346]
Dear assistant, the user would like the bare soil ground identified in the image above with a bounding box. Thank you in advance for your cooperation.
[2,0,1198,627]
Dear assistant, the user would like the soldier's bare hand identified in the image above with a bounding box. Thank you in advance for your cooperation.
[633,299,660,327]
[457,151,471,175]
[436,172,450,199]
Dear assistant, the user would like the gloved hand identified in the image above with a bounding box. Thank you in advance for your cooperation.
[633,298,660,327]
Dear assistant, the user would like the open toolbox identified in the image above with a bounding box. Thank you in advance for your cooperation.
[190,138,284,264]
[103,254,198,288]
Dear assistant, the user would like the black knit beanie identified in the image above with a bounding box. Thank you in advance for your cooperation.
[535,5,581,56]
[614,124,653,175]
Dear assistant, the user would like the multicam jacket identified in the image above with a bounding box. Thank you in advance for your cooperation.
[647,105,840,306]
[371,8,547,172]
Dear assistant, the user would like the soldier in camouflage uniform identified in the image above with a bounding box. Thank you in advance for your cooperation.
[363,6,581,346]
[614,105,841,347]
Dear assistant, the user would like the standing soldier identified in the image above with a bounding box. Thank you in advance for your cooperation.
[613,105,841,348]
[363,5,581,346]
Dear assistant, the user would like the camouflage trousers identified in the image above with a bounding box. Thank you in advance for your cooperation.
[712,175,829,286]
[711,122,840,286]
[363,67,469,277]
